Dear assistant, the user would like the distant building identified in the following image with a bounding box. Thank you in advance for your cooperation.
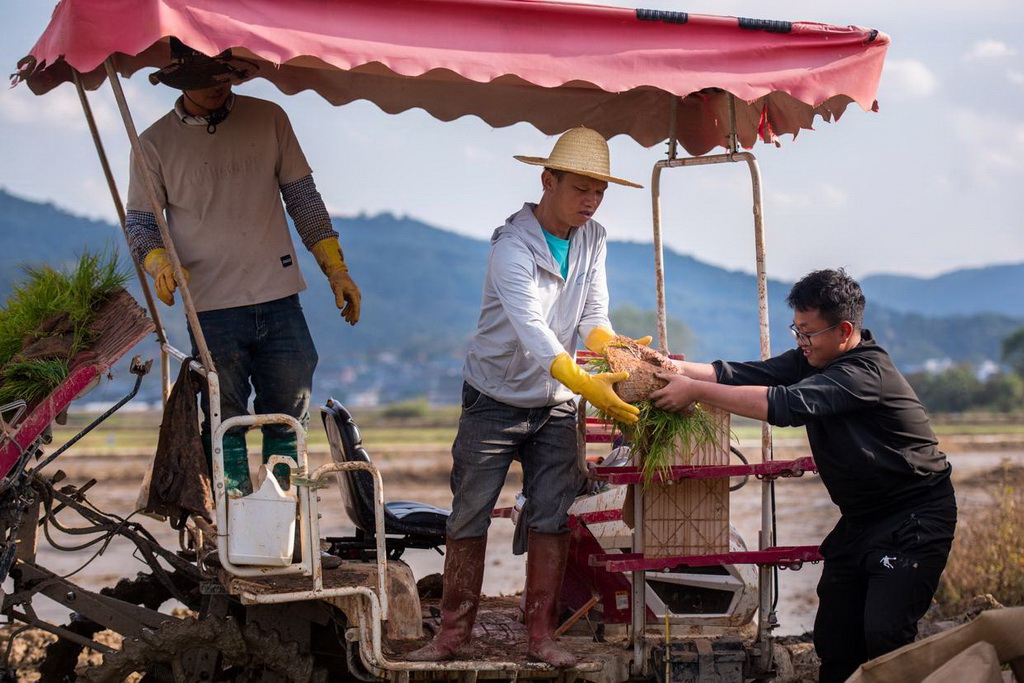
[975,359,1001,381]
[921,358,955,374]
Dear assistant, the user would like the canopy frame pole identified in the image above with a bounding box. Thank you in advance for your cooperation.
[745,152,779,674]
[102,58,215,376]
[667,96,679,161]
[724,110,778,654]
[727,93,740,154]
[71,70,173,401]
[648,140,776,666]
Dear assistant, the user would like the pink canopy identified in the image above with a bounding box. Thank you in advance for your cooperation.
[16,0,888,154]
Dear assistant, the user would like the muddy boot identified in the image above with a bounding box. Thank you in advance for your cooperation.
[524,531,576,668]
[406,536,487,661]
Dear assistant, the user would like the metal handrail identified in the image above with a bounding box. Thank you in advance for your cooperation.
[211,414,312,579]
[222,459,391,621]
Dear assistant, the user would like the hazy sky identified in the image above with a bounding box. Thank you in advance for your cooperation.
[2,0,1022,281]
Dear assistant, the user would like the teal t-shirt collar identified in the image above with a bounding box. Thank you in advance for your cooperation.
[542,229,570,280]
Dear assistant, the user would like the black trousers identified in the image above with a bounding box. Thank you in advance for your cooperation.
[814,491,957,683]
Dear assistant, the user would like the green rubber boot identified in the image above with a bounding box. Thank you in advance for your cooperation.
[222,431,252,495]
[262,431,297,490]
[202,430,253,495]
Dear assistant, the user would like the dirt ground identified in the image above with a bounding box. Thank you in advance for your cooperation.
[2,428,1021,680]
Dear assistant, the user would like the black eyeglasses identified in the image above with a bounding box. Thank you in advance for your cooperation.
[789,322,842,345]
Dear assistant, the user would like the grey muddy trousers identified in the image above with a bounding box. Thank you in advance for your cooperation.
[446,382,583,554]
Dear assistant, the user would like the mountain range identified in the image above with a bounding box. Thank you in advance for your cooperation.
[1,188,1021,404]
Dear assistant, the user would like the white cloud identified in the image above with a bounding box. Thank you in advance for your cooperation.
[820,185,849,208]
[964,39,1017,61]
[0,77,171,136]
[460,145,496,163]
[771,191,809,208]
[0,83,87,130]
[947,106,1024,179]
[1007,69,1024,86]
[769,184,848,209]
[882,59,939,98]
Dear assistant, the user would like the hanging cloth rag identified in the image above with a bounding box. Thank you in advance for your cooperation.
[143,359,214,527]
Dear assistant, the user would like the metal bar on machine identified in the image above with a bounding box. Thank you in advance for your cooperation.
[632,94,685,671]
[101,58,215,374]
[590,546,823,572]
[743,145,780,656]
[31,358,150,473]
[161,343,207,377]
[648,126,779,668]
[594,456,816,485]
[309,461,390,620]
[631,469,645,673]
[651,164,669,355]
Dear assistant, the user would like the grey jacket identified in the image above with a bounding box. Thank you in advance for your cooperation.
[463,203,612,408]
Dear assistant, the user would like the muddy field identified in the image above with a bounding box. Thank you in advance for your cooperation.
[2,419,1021,679]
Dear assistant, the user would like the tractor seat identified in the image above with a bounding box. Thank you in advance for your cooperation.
[320,398,448,557]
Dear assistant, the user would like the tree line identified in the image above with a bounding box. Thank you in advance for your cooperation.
[908,327,1024,414]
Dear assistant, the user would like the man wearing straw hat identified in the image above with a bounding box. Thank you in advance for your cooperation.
[125,39,361,494]
[409,127,647,667]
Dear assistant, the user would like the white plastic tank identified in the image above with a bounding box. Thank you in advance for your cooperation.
[227,464,297,566]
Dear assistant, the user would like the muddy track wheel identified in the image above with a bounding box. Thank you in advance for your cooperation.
[41,571,178,682]
[81,616,327,683]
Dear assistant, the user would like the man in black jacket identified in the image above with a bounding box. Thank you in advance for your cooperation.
[649,268,957,682]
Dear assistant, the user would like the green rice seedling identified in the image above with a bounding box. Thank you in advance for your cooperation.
[0,358,70,404]
[586,355,613,375]
[631,400,725,483]
[63,248,128,325]
[586,356,727,483]
[0,268,69,365]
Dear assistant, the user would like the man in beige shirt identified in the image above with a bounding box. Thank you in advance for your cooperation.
[127,39,360,493]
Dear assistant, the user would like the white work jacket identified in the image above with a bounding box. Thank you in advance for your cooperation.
[462,203,611,408]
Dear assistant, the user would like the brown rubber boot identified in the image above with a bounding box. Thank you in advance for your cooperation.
[524,531,577,668]
[406,536,488,661]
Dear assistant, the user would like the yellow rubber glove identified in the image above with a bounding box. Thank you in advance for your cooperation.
[311,238,361,325]
[550,353,639,424]
[584,326,653,355]
[142,248,189,306]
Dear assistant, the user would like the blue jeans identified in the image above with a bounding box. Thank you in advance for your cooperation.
[447,382,583,553]
[189,294,318,493]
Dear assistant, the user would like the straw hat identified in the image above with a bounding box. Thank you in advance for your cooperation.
[515,127,643,188]
[149,38,259,90]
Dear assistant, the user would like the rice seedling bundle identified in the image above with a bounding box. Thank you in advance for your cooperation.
[589,337,732,556]
[588,337,727,484]
[0,249,128,405]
